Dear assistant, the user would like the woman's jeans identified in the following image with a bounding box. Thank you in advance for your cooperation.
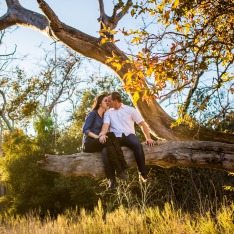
[83,132,127,178]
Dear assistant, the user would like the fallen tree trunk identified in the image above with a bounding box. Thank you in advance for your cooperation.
[38,141,234,178]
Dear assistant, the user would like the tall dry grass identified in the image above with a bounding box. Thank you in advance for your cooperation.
[1,168,233,233]
[0,201,233,234]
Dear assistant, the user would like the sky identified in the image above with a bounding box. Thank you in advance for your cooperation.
[0,0,123,73]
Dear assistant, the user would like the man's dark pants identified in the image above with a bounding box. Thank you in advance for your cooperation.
[102,133,147,179]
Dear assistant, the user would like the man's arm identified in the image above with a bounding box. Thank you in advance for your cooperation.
[99,123,110,143]
[138,121,155,146]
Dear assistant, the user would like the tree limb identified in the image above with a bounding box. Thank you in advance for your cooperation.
[0,0,49,33]
[183,71,204,113]
[98,0,132,31]
[0,90,14,131]
[38,141,234,178]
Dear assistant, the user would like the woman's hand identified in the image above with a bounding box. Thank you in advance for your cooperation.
[99,134,108,144]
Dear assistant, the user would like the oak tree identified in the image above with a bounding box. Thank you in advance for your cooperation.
[1,0,233,175]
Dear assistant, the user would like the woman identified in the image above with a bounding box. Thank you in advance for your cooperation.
[82,94,129,189]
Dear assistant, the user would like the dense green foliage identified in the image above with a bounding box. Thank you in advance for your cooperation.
[0,125,100,216]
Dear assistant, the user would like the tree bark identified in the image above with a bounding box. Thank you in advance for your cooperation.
[38,141,234,178]
[1,0,233,143]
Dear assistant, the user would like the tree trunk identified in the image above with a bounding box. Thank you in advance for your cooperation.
[38,141,234,178]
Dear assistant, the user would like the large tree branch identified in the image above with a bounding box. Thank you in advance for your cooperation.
[0,0,49,33]
[37,0,110,61]
[38,141,234,177]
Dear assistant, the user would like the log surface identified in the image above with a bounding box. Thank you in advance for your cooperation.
[37,141,234,177]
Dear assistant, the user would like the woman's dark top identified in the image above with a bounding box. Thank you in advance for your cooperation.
[82,110,103,143]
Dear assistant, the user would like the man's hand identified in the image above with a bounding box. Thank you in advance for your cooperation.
[145,138,155,146]
[138,121,155,146]
[99,135,108,144]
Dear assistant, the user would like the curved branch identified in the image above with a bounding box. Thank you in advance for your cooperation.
[98,0,105,18]
[6,0,20,8]
[114,0,133,25]
[183,71,204,113]
[98,0,132,30]
[38,141,234,178]
[0,90,6,113]
[0,90,14,131]
[0,0,49,34]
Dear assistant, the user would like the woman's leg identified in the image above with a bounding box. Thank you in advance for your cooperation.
[83,139,103,153]
[83,139,122,188]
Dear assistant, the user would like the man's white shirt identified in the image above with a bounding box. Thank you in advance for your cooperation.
[103,104,144,137]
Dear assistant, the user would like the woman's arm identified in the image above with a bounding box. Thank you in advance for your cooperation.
[87,132,99,139]
[83,111,99,139]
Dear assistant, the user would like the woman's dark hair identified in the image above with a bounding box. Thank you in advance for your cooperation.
[92,94,107,110]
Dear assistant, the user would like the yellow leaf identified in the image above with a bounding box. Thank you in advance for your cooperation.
[106,57,115,64]
[146,68,153,76]
[184,23,190,34]
[157,4,164,12]
[111,62,122,71]
[131,37,142,44]
[138,52,144,57]
[100,38,108,45]
[110,29,117,35]
[125,75,131,86]
[173,0,180,8]
[133,92,139,105]
[136,71,144,78]
[123,71,136,81]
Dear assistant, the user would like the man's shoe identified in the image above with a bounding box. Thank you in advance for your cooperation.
[107,179,118,190]
[139,174,148,183]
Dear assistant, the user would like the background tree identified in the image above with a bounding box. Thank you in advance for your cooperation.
[0,46,87,134]
[0,128,101,216]
[0,30,18,132]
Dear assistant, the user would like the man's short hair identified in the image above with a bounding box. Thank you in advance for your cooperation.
[110,91,122,103]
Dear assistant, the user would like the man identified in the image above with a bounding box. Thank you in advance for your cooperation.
[99,91,155,189]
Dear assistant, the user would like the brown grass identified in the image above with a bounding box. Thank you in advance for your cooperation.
[0,201,233,234]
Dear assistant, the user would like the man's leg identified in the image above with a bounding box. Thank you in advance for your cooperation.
[107,132,130,169]
[120,134,147,178]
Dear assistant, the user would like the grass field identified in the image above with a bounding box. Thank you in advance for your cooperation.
[0,201,233,234]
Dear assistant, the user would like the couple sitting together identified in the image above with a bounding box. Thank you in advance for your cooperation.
[82,91,155,190]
